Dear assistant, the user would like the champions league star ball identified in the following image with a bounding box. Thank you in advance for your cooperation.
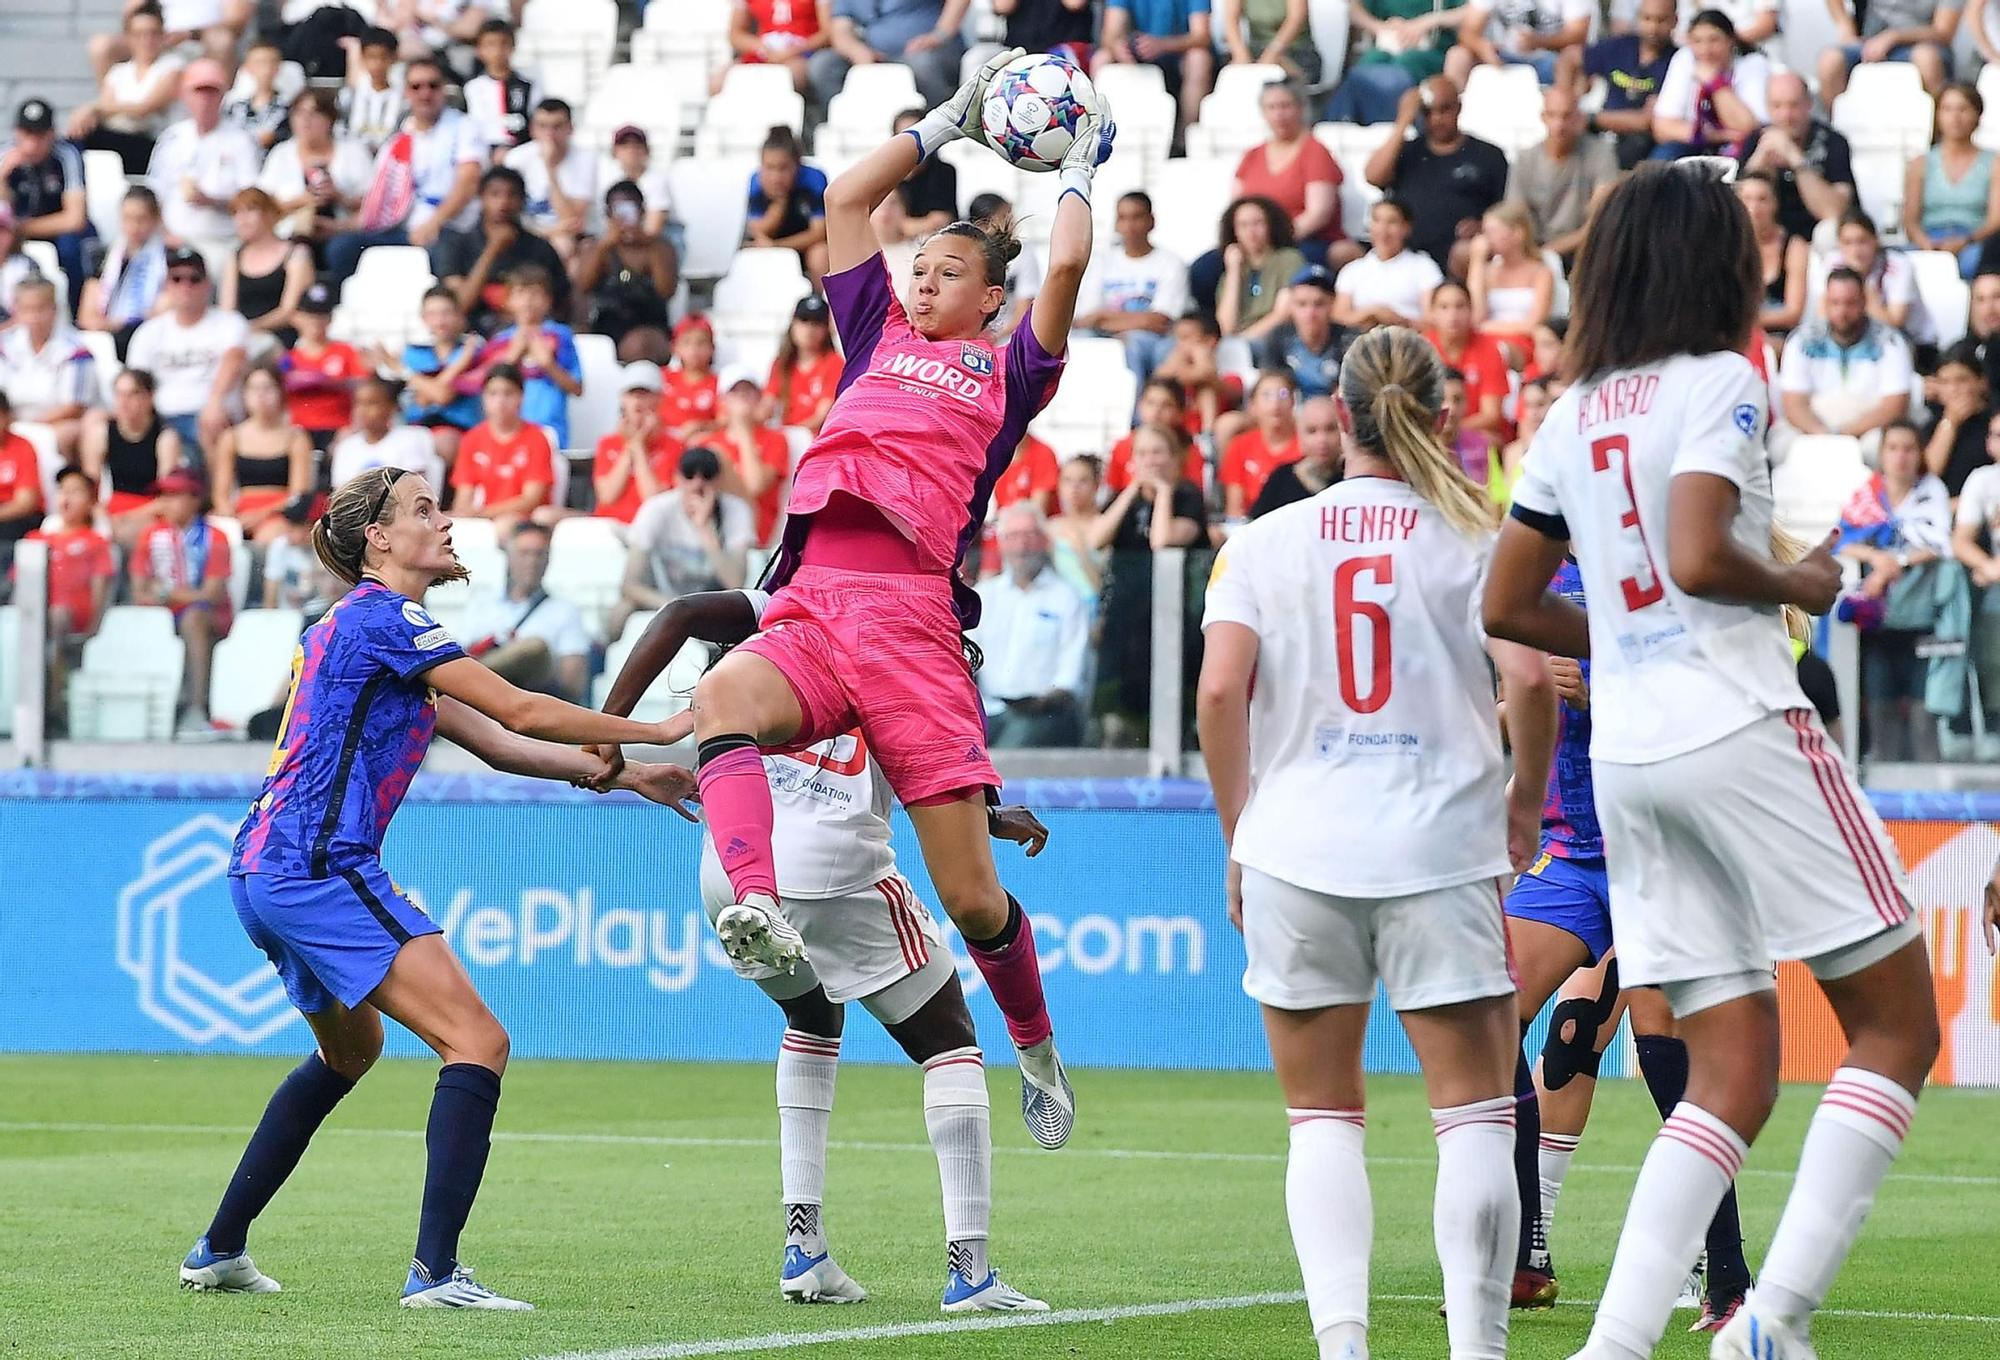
[981,52,1095,172]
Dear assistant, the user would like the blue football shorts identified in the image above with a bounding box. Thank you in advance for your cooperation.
[1505,850,1613,963]
[231,862,440,1014]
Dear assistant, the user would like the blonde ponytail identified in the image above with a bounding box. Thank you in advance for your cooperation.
[1339,327,1498,539]
[1769,521,1812,644]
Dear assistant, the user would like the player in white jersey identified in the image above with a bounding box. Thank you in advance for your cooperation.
[1197,326,1560,1360]
[1483,161,1941,1360]
[598,590,1051,1315]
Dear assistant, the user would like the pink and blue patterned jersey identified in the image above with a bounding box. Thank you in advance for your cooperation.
[1542,559,1601,861]
[765,251,1066,627]
[232,581,466,878]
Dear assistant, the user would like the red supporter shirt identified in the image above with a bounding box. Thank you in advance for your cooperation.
[454,421,556,510]
[282,340,363,433]
[1221,427,1301,508]
[1105,433,1207,494]
[718,424,791,543]
[747,0,820,41]
[1234,139,1345,244]
[765,351,844,428]
[135,517,233,630]
[25,525,114,627]
[1425,329,1513,439]
[993,435,1060,510]
[0,432,41,521]
[591,431,684,523]
[663,369,719,434]
[1179,374,1242,434]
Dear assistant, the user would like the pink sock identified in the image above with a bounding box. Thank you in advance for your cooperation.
[967,907,1052,1049]
[697,746,778,903]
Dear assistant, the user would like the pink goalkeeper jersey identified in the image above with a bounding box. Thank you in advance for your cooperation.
[766,252,1067,627]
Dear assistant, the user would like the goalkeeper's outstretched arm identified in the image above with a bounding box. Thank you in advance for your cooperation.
[823,47,1027,272]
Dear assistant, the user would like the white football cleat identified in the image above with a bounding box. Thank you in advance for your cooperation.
[1015,1036,1074,1149]
[941,1267,1049,1312]
[1710,1306,1818,1360]
[715,895,808,974]
[779,1245,868,1304]
[399,1263,534,1310]
[179,1237,280,1293]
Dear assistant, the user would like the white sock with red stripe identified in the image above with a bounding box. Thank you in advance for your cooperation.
[1431,1096,1517,1360]
[923,1046,991,1280]
[1585,1103,1747,1358]
[778,1030,839,1256]
[1537,1132,1581,1246]
[1751,1066,1918,1332]
[1283,1108,1371,1355]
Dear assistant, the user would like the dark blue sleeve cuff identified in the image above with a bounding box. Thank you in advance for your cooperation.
[1509,501,1569,541]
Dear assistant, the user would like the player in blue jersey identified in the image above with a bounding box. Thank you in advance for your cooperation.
[1499,559,1752,1326]
[178,467,697,1310]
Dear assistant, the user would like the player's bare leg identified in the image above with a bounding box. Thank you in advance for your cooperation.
[1713,935,1940,1360]
[1505,918,1593,1308]
[1263,1001,1373,1360]
[180,1001,381,1293]
[908,796,1072,1149]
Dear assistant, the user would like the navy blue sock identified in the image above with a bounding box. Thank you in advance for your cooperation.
[1636,1034,1752,1293]
[1514,1029,1543,1271]
[1634,1033,1689,1119]
[206,1053,355,1256]
[412,1062,502,1283]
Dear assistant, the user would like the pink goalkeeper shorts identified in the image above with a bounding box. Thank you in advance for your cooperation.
[739,565,999,804]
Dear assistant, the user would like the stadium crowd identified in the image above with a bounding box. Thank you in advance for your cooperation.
[6,0,2000,761]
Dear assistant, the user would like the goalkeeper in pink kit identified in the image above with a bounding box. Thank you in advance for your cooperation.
[690,52,1112,1147]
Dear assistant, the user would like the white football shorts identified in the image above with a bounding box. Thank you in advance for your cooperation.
[1594,708,1917,996]
[1239,866,1516,1012]
[700,860,953,1025]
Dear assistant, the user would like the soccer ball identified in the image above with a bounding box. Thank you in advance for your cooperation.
[981,52,1095,173]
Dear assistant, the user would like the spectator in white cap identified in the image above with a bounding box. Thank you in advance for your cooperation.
[711,363,791,546]
[592,360,686,524]
[147,59,261,258]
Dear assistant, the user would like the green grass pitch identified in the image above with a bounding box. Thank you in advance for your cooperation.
[2,1055,1995,1359]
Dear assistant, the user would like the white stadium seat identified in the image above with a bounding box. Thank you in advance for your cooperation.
[823,63,921,155]
[20,240,69,315]
[83,148,128,244]
[1849,150,1906,236]
[711,251,813,350]
[941,136,1023,219]
[1460,64,1544,155]
[210,609,303,731]
[545,516,629,636]
[0,605,17,737]
[1306,0,1351,90]
[447,517,505,594]
[1833,69,1931,156]
[1031,336,1136,458]
[1911,250,1970,347]
[1773,435,1870,545]
[1147,157,1234,263]
[584,63,695,154]
[669,156,755,279]
[569,332,623,455]
[697,65,806,157]
[76,328,121,406]
[208,515,251,613]
[68,605,183,741]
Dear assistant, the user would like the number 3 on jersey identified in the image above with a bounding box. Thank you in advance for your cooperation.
[1334,555,1393,713]
[1590,434,1666,611]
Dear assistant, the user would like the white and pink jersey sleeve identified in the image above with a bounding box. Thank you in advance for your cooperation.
[768,252,1066,626]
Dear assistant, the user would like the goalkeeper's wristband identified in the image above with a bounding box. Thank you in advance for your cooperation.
[906,111,963,160]
[1057,165,1093,208]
